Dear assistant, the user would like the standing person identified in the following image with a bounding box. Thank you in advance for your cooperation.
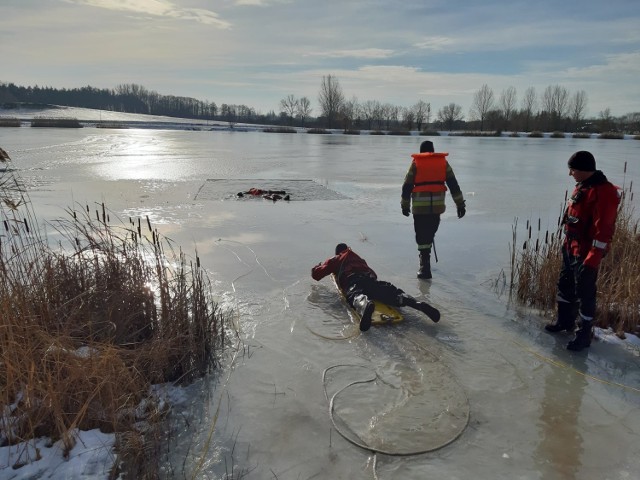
[545,151,621,352]
[401,140,466,279]
[311,243,440,332]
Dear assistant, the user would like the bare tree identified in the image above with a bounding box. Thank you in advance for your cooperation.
[620,112,640,133]
[569,90,588,131]
[499,86,517,131]
[381,103,398,130]
[221,104,237,128]
[318,74,345,128]
[341,96,359,130]
[437,103,464,131]
[401,107,415,131]
[361,100,378,130]
[470,84,494,131]
[279,94,298,125]
[413,100,431,132]
[599,107,614,132]
[541,84,569,130]
[521,87,537,132]
[297,96,312,127]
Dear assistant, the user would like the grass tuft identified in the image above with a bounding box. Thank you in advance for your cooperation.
[1,148,229,475]
[509,169,640,336]
[0,117,21,127]
[30,117,82,128]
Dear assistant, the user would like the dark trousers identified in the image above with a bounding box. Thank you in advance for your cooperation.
[557,249,598,320]
[413,214,441,250]
[345,275,403,307]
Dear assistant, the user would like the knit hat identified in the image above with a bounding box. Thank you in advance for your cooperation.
[420,141,434,153]
[568,151,596,172]
[335,243,348,255]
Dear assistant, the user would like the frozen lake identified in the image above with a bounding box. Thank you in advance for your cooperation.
[1,128,639,479]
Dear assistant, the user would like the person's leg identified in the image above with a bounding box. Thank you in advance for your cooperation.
[413,214,440,279]
[567,262,598,351]
[397,292,440,322]
[368,280,440,323]
[546,249,578,333]
[345,277,375,331]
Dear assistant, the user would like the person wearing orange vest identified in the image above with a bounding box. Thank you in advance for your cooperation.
[545,151,621,352]
[401,141,466,279]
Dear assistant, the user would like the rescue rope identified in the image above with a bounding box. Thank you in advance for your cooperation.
[322,364,470,457]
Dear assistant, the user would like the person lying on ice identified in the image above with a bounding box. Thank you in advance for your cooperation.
[311,243,440,331]
[237,188,289,201]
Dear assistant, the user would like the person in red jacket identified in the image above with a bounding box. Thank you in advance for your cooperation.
[545,151,621,351]
[312,243,440,331]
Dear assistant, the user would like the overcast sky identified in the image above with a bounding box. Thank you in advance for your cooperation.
[2,0,639,118]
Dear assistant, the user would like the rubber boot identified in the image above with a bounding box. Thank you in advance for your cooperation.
[398,294,440,323]
[417,250,432,279]
[353,294,374,332]
[567,320,592,351]
[545,302,577,333]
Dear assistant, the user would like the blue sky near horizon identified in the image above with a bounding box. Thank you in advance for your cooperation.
[1,0,639,118]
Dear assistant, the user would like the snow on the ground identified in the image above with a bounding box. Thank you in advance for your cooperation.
[0,105,266,131]
[0,383,189,479]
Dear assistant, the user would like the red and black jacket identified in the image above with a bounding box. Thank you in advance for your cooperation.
[311,248,377,291]
[563,170,620,268]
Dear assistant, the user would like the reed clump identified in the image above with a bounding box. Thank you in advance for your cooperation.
[1,149,228,475]
[96,122,128,129]
[509,165,639,337]
[599,132,624,140]
[0,117,20,127]
[30,117,82,128]
[450,130,501,137]
[263,127,296,133]
[387,130,411,136]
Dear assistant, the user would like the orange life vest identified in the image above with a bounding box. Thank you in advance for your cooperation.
[411,152,448,193]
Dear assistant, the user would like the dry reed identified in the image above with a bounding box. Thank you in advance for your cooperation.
[1,148,229,476]
[509,163,640,337]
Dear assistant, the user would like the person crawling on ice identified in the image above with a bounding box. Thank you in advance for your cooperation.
[311,243,440,331]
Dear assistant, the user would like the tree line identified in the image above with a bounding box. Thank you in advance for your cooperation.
[311,75,639,133]
[0,82,262,124]
[1,79,638,133]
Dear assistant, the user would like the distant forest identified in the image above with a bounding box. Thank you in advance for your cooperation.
[0,82,274,125]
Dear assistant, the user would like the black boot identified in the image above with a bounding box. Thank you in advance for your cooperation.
[567,320,592,351]
[353,294,374,332]
[398,294,440,323]
[417,250,432,279]
[545,302,577,333]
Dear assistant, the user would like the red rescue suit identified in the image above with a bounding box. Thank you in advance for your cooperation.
[312,248,376,292]
[563,171,620,268]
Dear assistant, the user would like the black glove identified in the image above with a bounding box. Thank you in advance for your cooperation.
[402,206,410,217]
[457,202,466,219]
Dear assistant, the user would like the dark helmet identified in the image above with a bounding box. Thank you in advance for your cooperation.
[335,243,348,255]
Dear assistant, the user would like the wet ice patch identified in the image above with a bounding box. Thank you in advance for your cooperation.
[195,179,349,201]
